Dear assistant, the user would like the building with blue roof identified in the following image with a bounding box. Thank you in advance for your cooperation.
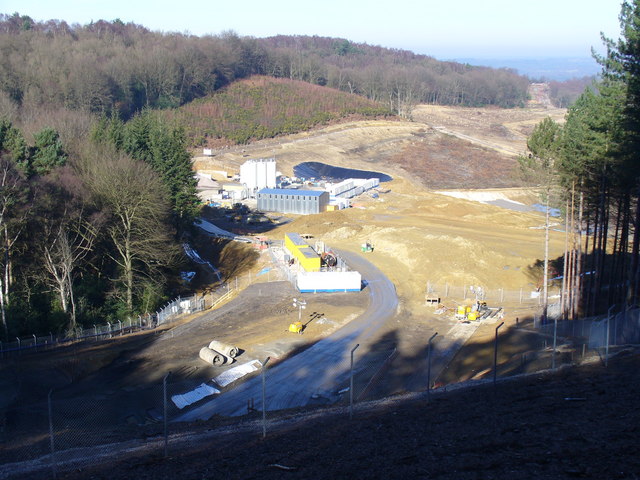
[257,188,330,215]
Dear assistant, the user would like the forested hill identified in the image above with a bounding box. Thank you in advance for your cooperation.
[164,76,393,145]
[258,35,530,108]
[0,14,529,121]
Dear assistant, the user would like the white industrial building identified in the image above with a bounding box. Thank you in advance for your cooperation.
[327,178,380,199]
[240,158,277,196]
[297,270,362,293]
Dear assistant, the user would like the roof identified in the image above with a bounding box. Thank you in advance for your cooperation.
[258,188,326,197]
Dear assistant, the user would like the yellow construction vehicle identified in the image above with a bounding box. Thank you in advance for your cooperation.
[288,321,303,334]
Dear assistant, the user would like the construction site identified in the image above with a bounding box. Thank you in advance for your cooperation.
[5,100,616,479]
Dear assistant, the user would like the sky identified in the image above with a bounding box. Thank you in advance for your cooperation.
[2,0,623,60]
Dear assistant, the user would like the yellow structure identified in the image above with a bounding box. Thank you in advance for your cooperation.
[289,321,303,334]
[285,233,321,272]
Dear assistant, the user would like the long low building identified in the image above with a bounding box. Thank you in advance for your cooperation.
[284,232,321,272]
[297,270,362,293]
[257,188,330,215]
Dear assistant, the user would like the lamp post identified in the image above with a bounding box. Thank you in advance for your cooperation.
[427,332,438,403]
[293,298,307,321]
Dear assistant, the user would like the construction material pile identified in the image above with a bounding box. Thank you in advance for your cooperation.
[199,340,239,366]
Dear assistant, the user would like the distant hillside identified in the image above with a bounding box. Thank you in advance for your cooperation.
[258,35,530,110]
[0,14,530,120]
[163,76,393,145]
[453,57,600,82]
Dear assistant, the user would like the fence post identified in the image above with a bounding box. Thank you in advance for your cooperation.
[350,344,360,419]
[118,320,122,336]
[33,334,37,352]
[261,357,270,438]
[552,314,558,370]
[107,322,112,339]
[427,332,438,403]
[16,337,20,355]
[48,389,57,479]
[605,305,615,367]
[163,372,171,457]
[493,322,505,388]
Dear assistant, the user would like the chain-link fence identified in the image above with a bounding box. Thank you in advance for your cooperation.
[1,256,287,359]
[425,280,559,305]
[0,316,150,360]
[536,306,640,361]
[0,341,402,479]
[0,374,175,479]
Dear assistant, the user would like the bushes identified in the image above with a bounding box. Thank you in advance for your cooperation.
[165,76,394,145]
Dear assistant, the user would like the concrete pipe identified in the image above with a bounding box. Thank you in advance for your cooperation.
[199,346,226,366]
[208,340,239,358]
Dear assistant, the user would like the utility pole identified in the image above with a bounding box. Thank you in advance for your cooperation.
[543,194,550,323]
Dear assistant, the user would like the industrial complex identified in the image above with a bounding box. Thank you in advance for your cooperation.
[196,155,382,215]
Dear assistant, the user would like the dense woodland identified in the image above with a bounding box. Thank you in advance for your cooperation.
[0,13,531,121]
[522,0,640,320]
[548,76,597,108]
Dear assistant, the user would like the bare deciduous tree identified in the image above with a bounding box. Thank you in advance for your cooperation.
[82,149,179,313]
[0,155,28,336]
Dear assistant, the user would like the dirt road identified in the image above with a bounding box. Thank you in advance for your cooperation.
[176,249,398,420]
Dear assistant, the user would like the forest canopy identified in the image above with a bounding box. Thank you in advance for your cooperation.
[521,1,640,319]
[0,12,530,122]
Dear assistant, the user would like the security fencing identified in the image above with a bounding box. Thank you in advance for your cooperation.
[425,280,560,305]
[1,260,286,359]
[0,316,151,359]
[2,263,638,478]
[536,305,640,361]
[1,306,637,479]
[0,376,174,479]
[0,341,403,479]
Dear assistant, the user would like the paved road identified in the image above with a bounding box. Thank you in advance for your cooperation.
[175,249,398,420]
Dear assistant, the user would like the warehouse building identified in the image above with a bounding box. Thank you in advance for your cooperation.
[257,188,329,215]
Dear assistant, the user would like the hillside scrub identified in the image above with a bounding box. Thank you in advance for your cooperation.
[164,76,393,145]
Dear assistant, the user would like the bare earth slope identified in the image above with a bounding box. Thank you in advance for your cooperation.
[53,350,640,480]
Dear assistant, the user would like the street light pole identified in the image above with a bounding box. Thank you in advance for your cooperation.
[350,344,360,419]
[427,332,438,403]
[293,298,306,321]
[261,357,270,438]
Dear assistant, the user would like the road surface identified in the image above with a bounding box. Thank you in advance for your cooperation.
[175,249,398,420]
